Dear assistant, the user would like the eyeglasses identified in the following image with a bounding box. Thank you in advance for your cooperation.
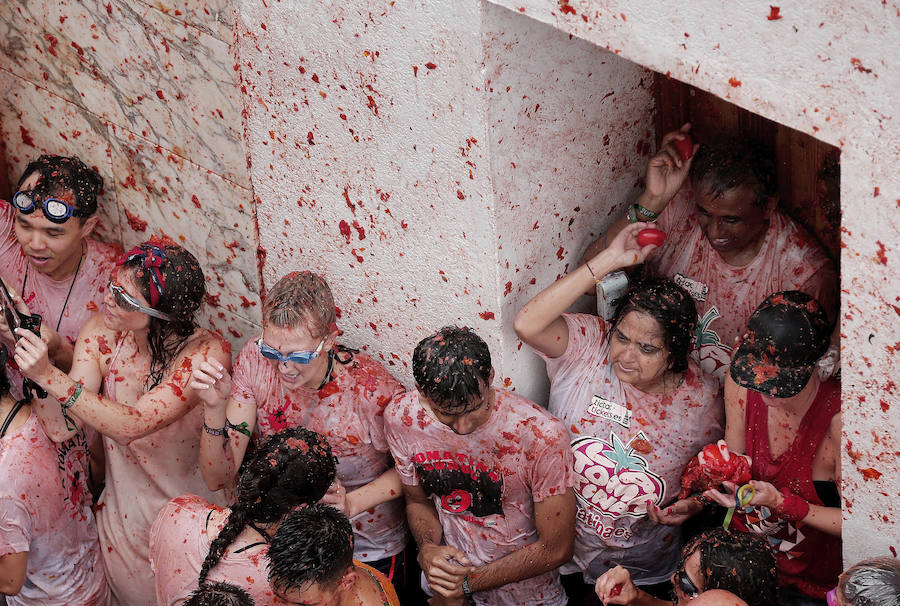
[12,190,78,224]
[257,337,325,365]
[676,568,701,599]
[109,282,173,321]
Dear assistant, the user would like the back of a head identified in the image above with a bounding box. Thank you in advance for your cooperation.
[689,139,775,209]
[688,528,778,606]
[18,154,104,218]
[268,504,354,596]
[839,557,900,606]
[412,325,492,414]
[183,581,256,606]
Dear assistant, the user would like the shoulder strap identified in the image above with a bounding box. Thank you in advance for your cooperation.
[0,399,27,439]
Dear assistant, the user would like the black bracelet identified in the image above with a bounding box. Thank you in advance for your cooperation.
[226,419,251,438]
[203,422,227,437]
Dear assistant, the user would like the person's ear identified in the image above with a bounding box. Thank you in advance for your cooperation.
[488,367,495,385]
[338,568,358,594]
[79,215,99,239]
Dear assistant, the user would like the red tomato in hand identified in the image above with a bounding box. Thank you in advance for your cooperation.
[637,228,666,247]
[673,133,694,161]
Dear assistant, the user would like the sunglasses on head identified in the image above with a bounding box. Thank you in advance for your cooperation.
[109,282,173,321]
[676,567,700,600]
[12,190,79,224]
[257,337,326,365]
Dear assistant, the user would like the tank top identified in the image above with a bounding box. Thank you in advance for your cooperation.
[731,379,842,599]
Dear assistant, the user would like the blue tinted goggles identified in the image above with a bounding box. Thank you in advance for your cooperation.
[12,190,78,224]
[257,337,325,365]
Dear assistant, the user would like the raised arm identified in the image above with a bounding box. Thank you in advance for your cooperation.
[465,489,575,596]
[16,324,230,445]
[722,374,748,455]
[583,124,696,263]
[515,221,658,358]
[190,357,257,491]
[322,468,403,519]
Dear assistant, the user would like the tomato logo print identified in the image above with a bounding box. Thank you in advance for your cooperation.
[441,489,472,513]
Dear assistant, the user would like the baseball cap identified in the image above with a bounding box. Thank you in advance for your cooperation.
[729,291,831,398]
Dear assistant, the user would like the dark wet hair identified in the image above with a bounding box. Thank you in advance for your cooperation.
[610,277,697,374]
[183,581,256,606]
[263,271,336,336]
[268,504,354,595]
[839,557,900,606]
[119,240,206,389]
[690,139,776,209]
[196,427,336,587]
[681,528,778,606]
[17,155,103,218]
[0,345,10,397]
[412,326,492,414]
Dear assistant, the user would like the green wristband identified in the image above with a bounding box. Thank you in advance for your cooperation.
[634,203,660,220]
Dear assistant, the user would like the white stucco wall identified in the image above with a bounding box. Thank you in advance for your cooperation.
[236,0,898,564]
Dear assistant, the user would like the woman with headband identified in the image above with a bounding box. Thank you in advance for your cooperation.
[13,239,230,606]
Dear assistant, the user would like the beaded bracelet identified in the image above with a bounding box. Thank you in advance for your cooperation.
[203,422,227,437]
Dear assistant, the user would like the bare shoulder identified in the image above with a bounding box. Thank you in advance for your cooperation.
[180,328,232,366]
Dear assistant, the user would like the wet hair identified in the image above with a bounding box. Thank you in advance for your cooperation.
[412,326,492,415]
[183,581,256,606]
[838,557,900,606]
[118,240,205,389]
[196,427,336,587]
[689,139,776,209]
[17,155,104,218]
[0,345,10,397]
[268,504,354,595]
[609,277,697,374]
[681,528,778,606]
[263,272,336,337]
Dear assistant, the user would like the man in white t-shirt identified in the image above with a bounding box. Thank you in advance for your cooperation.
[584,127,838,383]
[385,326,575,606]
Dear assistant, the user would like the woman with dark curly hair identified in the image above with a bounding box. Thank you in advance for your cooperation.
[182,581,256,606]
[595,528,778,606]
[14,239,231,606]
[515,223,723,604]
[150,427,336,605]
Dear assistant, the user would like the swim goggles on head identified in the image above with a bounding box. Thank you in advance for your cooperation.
[109,282,174,321]
[257,337,325,365]
[12,190,79,224]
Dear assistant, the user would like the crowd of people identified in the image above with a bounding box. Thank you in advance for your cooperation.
[0,129,893,606]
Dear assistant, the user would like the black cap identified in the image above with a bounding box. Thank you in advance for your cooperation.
[730,291,831,398]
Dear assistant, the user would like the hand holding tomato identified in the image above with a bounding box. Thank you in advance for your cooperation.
[637,228,666,247]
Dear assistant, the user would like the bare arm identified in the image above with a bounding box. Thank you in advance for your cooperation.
[515,222,658,358]
[403,483,474,598]
[16,325,231,445]
[723,374,748,455]
[595,565,668,606]
[0,551,27,596]
[466,489,576,595]
[323,468,403,519]
[583,124,696,264]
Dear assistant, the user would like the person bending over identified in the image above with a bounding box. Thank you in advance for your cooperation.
[267,504,401,606]
[192,271,406,575]
[583,127,837,383]
[13,240,230,606]
[385,326,576,606]
[515,222,723,603]
[150,427,336,605]
[831,558,900,606]
[0,344,108,605]
[594,528,777,606]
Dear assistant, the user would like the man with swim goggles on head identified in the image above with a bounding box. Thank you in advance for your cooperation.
[0,155,119,523]
[0,155,119,399]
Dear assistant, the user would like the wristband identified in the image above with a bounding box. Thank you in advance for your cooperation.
[626,204,639,224]
[226,419,251,438]
[62,381,83,410]
[633,203,659,220]
[203,422,227,437]
[585,261,602,285]
[774,492,810,523]
[462,575,474,600]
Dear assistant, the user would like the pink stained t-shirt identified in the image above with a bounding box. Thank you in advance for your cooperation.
[0,412,108,606]
[647,187,838,383]
[97,337,226,606]
[385,388,574,606]
[0,202,119,402]
[538,313,724,584]
[231,341,406,562]
[150,495,282,606]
